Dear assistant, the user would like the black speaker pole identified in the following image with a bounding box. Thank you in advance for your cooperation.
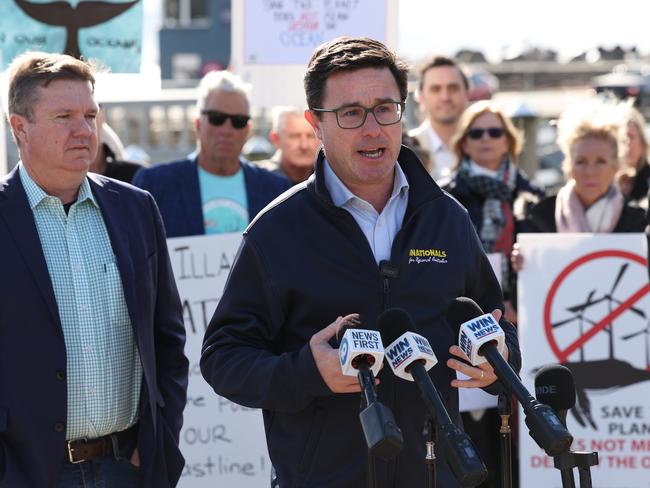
[498,393,513,488]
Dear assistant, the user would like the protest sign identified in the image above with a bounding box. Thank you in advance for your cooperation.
[518,233,650,487]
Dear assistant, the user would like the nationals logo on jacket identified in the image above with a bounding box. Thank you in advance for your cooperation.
[408,248,448,265]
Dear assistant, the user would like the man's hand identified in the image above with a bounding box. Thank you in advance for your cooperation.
[309,315,363,393]
[130,447,140,468]
[511,242,524,272]
[447,308,509,388]
[504,299,517,325]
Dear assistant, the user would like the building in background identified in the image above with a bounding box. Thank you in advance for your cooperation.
[159,0,231,80]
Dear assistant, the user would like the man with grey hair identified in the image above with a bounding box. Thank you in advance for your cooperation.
[258,106,320,184]
[133,70,290,237]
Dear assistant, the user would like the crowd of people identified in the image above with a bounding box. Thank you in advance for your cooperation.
[1,36,648,488]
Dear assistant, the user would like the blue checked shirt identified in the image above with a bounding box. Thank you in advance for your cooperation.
[19,164,142,440]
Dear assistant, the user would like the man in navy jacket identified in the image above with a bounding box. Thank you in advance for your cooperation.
[201,37,521,488]
[0,52,187,487]
[133,70,291,237]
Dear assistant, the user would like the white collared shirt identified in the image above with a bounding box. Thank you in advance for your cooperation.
[468,159,499,178]
[426,124,455,182]
[324,160,409,265]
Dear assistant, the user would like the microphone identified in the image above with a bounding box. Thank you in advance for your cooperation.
[337,314,403,460]
[378,308,488,487]
[535,365,599,487]
[338,315,384,379]
[447,297,572,457]
[535,364,576,426]
[382,326,438,382]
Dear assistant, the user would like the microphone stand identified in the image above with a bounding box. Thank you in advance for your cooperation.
[367,447,376,488]
[550,411,598,488]
[554,451,599,488]
[358,368,377,488]
[554,451,576,488]
[424,417,436,488]
[576,451,599,488]
[498,393,513,488]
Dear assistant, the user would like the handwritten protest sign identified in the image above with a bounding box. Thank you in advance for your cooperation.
[168,234,271,488]
[231,0,396,107]
[243,0,388,65]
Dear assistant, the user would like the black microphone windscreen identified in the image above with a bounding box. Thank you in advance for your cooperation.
[534,364,576,412]
[377,308,417,345]
[445,297,485,335]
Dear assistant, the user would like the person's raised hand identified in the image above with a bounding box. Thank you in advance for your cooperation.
[447,309,509,389]
[310,315,363,393]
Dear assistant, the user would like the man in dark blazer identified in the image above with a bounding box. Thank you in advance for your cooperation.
[0,53,188,487]
[133,70,291,238]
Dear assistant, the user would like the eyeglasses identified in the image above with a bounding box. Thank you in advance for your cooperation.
[466,127,505,140]
[310,101,405,129]
[201,110,250,129]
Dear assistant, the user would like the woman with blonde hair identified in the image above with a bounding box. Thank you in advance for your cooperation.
[523,101,645,233]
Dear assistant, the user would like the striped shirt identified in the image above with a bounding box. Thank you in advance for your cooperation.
[19,164,142,440]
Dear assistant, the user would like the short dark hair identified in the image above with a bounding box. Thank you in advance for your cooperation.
[417,55,468,92]
[304,36,409,111]
[7,51,97,121]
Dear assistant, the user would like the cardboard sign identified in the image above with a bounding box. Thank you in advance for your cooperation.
[168,234,271,488]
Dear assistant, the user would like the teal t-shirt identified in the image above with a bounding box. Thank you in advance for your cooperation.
[198,165,249,234]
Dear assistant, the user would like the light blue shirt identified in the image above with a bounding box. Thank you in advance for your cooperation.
[19,164,142,440]
[324,160,409,264]
[198,164,249,234]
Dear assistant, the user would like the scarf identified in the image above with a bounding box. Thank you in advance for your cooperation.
[457,157,516,254]
[555,180,624,233]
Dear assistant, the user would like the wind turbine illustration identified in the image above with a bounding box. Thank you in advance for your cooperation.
[551,290,599,362]
[15,0,139,59]
[559,263,645,359]
[543,262,650,430]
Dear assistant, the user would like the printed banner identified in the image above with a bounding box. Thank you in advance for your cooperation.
[517,233,650,487]
[243,0,387,65]
[168,234,271,488]
[0,0,142,72]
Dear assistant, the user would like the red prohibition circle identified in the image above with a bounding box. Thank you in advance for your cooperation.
[543,249,649,362]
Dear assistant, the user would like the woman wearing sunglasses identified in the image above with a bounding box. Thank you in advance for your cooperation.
[444,101,544,323]
[443,101,543,488]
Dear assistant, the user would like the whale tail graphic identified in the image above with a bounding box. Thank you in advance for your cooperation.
[15,0,139,58]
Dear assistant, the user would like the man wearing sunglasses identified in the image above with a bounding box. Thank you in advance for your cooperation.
[202,37,521,488]
[133,71,291,237]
